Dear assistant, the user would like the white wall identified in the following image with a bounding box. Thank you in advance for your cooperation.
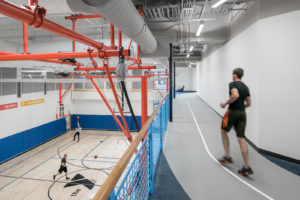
[72,89,154,116]
[0,90,71,139]
[176,67,196,91]
[196,10,300,160]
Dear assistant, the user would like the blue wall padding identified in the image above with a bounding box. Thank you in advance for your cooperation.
[0,118,66,164]
[71,115,143,131]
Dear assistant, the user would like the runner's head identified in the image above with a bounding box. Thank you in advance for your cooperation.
[232,68,244,81]
[64,154,67,158]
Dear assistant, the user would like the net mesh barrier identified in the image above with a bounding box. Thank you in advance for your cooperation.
[115,136,150,200]
[110,96,169,200]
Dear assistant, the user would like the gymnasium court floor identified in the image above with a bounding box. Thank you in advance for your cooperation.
[0,130,132,200]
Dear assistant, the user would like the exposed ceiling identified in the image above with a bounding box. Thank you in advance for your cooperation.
[0,0,251,71]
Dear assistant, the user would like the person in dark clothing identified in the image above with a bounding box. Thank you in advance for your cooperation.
[53,154,70,180]
[218,68,253,176]
[176,85,185,92]
[73,116,81,142]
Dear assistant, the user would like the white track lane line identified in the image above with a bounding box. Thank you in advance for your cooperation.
[186,99,275,200]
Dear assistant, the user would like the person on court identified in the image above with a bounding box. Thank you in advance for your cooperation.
[53,154,70,180]
[219,68,253,176]
[73,116,81,142]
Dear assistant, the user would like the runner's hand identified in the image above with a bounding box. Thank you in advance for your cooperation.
[220,102,227,108]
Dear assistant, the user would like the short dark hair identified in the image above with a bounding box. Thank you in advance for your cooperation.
[233,68,244,79]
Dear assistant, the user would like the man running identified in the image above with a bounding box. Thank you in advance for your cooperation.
[218,68,253,176]
[53,154,70,180]
[73,116,81,142]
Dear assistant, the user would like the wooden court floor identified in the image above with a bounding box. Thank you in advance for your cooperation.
[0,130,132,200]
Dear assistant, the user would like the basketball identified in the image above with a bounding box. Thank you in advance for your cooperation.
[94,155,98,159]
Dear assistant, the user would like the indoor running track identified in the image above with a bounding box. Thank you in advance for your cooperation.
[163,93,300,200]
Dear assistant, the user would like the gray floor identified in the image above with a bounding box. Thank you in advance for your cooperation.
[163,93,300,200]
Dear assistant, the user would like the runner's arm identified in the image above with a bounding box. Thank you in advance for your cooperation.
[245,96,251,108]
[225,88,239,105]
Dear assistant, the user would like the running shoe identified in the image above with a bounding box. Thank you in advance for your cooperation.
[238,166,254,176]
[218,156,233,165]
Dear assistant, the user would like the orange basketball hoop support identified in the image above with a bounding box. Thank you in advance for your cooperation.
[103,64,132,139]
[90,78,133,142]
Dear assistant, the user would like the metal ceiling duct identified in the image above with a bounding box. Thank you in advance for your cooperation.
[66,0,158,53]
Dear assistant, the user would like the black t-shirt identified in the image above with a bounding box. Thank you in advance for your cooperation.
[61,157,66,167]
[228,81,250,111]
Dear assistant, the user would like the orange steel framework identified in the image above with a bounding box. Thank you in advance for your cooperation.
[90,78,133,141]
[0,51,84,67]
[104,64,132,139]
[152,80,164,98]
[0,1,107,50]
[0,0,169,142]
[0,50,130,61]
[75,66,156,71]
[57,83,73,119]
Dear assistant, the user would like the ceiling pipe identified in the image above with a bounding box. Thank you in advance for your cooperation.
[0,0,105,50]
[0,51,84,66]
[0,50,130,61]
[66,0,158,53]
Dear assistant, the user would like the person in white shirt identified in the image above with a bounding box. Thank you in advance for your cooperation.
[73,116,81,142]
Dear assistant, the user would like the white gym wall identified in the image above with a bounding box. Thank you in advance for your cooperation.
[176,66,196,91]
[196,7,300,160]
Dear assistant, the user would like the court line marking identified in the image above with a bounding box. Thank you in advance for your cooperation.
[51,157,121,164]
[0,174,102,186]
[0,131,73,174]
[186,99,275,200]
[0,133,91,191]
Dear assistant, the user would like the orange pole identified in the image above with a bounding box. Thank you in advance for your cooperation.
[86,75,143,79]
[137,45,140,60]
[104,65,132,139]
[0,51,84,66]
[167,78,169,93]
[0,50,130,61]
[75,66,156,71]
[61,83,73,102]
[118,30,122,48]
[90,78,132,142]
[72,19,76,52]
[23,23,28,54]
[59,83,62,107]
[141,76,148,138]
[110,24,116,49]
[152,80,164,98]
[128,40,133,49]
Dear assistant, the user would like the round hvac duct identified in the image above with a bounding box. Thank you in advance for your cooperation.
[66,0,158,53]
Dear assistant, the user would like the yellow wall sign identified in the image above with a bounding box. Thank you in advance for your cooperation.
[21,98,45,107]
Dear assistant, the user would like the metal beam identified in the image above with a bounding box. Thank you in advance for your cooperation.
[169,43,173,122]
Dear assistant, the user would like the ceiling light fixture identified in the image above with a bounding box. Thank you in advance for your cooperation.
[212,0,227,8]
[196,23,204,37]
[189,46,194,52]
[187,54,190,58]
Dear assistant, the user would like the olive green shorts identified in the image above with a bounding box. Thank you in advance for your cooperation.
[221,110,247,138]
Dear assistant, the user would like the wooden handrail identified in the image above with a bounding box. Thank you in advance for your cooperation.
[93,94,169,200]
